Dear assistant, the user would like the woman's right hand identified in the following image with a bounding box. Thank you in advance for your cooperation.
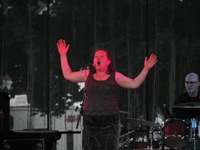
[57,39,70,55]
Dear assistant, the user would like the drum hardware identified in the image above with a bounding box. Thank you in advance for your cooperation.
[172,103,200,149]
[190,118,197,150]
[118,137,133,150]
[173,102,200,107]
[119,130,135,150]
[135,129,149,132]
[163,118,189,149]
[120,111,129,114]
[120,130,135,139]
[163,104,172,118]
[132,128,162,150]
[122,117,162,149]
[132,137,149,149]
[149,126,163,150]
[149,126,154,150]
[173,104,200,119]
[122,118,159,127]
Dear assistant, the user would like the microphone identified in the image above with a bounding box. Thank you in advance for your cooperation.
[81,64,96,73]
[88,64,94,69]
[163,104,172,118]
[82,64,94,70]
[83,64,96,73]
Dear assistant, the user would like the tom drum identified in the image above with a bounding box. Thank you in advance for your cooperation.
[163,118,189,149]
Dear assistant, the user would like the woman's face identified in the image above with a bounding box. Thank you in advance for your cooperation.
[93,50,110,70]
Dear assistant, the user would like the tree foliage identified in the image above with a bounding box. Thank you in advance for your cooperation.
[0,0,200,122]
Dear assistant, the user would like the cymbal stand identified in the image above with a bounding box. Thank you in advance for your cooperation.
[193,131,196,150]
[190,118,197,150]
[118,130,135,150]
[149,126,154,150]
[118,138,132,150]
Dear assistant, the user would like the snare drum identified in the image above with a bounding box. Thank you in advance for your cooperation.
[163,118,189,149]
[132,137,149,149]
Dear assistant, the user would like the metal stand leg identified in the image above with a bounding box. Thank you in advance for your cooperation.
[193,129,196,150]
[191,118,197,150]
[118,130,135,150]
[149,127,153,150]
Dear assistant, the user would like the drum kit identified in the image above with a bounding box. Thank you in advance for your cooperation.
[119,104,200,150]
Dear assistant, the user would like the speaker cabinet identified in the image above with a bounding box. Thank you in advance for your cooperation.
[0,92,10,134]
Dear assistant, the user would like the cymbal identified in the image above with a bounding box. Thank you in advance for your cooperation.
[120,111,129,114]
[123,118,157,126]
[173,102,200,108]
[173,106,200,108]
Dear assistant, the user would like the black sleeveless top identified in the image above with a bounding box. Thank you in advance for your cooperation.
[83,71,120,116]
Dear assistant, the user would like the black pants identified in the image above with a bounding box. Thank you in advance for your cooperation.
[83,115,120,150]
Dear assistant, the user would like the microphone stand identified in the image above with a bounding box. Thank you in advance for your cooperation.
[162,104,171,150]
[76,93,86,129]
[76,67,92,129]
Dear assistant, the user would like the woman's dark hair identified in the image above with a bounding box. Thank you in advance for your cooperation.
[94,48,116,74]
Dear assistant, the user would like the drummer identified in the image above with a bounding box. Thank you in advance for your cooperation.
[174,72,200,105]
[173,72,200,150]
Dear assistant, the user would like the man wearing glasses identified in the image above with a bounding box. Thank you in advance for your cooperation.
[174,72,200,105]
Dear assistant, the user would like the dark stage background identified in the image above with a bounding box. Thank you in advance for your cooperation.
[0,0,200,130]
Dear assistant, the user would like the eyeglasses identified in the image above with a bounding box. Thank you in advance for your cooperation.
[185,81,198,84]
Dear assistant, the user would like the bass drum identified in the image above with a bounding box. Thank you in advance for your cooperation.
[163,118,189,149]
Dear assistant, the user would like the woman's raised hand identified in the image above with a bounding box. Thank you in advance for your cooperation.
[144,54,158,70]
[57,39,70,55]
